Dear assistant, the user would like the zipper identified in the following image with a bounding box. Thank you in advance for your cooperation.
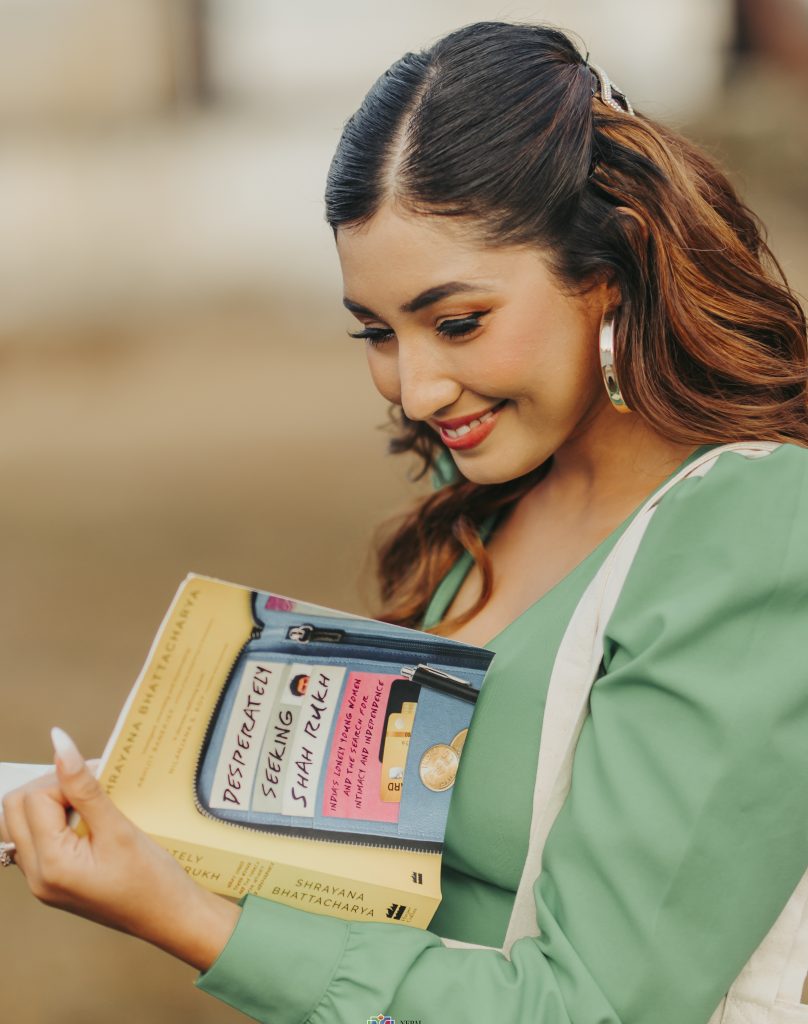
[287,624,345,643]
[190,801,441,853]
[284,622,487,669]
[192,629,255,825]
[192,621,446,853]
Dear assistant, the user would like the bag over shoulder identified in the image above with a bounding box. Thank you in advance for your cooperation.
[443,441,808,1022]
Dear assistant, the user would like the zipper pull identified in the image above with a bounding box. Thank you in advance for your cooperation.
[286,623,346,644]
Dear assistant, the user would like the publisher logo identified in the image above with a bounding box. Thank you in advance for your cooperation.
[386,902,407,920]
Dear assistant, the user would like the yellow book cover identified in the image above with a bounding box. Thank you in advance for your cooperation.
[91,574,493,928]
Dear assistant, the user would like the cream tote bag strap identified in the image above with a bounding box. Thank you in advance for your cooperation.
[442,441,808,1020]
[709,869,808,1023]
[503,441,780,953]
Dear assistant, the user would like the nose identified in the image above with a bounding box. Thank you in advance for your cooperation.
[396,335,462,422]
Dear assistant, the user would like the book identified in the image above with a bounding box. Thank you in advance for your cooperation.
[67,575,493,927]
[0,762,52,803]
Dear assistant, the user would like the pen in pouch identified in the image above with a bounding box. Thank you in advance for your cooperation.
[400,664,479,704]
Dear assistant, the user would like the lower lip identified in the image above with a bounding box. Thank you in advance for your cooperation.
[437,403,506,451]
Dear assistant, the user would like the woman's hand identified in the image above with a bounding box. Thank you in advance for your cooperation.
[0,728,240,971]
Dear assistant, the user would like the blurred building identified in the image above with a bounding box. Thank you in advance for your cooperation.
[0,0,745,335]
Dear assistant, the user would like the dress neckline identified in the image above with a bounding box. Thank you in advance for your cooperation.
[425,443,721,649]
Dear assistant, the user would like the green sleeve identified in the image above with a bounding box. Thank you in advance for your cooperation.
[196,443,808,1024]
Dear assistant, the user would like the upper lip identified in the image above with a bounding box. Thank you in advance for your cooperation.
[432,403,503,430]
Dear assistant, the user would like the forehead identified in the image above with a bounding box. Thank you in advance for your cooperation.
[336,204,544,307]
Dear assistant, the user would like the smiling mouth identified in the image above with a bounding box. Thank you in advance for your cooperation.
[443,407,497,438]
[434,401,507,451]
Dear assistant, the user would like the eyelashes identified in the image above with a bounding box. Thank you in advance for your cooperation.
[347,326,395,346]
[439,314,488,338]
[348,311,490,347]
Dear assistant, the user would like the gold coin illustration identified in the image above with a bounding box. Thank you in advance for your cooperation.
[450,728,468,756]
[419,743,459,792]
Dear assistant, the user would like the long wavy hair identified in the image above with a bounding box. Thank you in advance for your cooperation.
[324,22,808,631]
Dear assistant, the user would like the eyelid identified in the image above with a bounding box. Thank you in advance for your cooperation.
[436,309,491,335]
[347,308,491,344]
[347,313,391,333]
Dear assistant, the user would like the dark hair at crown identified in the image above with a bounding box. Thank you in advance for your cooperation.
[326,23,594,238]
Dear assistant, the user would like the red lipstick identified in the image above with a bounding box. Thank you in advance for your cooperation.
[433,401,506,451]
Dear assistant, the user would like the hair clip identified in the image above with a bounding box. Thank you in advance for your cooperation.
[587,62,635,116]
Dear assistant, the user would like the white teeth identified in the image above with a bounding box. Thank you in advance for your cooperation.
[443,405,501,440]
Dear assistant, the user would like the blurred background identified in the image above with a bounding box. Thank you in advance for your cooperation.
[0,1,806,1021]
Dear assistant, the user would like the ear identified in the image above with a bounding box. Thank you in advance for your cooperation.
[583,270,621,314]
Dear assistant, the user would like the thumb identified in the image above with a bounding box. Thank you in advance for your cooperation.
[51,727,115,832]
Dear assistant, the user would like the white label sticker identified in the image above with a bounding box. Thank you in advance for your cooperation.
[281,662,345,817]
[208,660,287,810]
[252,700,299,814]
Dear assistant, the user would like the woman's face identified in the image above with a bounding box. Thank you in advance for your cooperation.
[336,204,616,486]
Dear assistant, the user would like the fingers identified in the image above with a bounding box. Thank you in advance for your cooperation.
[2,787,37,876]
[4,776,82,901]
[1,739,102,867]
[1,767,60,868]
[25,784,77,854]
[2,731,216,951]
[51,729,115,834]
[22,787,95,904]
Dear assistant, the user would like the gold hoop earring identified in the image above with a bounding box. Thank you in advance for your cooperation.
[599,310,631,414]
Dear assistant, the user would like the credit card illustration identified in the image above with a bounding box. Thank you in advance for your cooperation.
[379,678,421,803]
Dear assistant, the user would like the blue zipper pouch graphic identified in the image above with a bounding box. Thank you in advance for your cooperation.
[195,591,494,852]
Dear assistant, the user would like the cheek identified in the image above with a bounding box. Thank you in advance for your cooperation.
[493,325,598,410]
[482,333,545,396]
[366,347,401,404]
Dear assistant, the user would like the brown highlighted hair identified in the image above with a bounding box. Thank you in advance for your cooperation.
[324,22,808,630]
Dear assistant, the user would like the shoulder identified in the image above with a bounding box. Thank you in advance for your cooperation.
[656,441,808,513]
[647,442,808,550]
[602,444,808,709]
[610,442,808,636]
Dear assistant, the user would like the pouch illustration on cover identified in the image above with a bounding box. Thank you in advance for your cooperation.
[195,591,494,852]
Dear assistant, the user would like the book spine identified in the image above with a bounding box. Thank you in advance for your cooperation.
[150,833,439,929]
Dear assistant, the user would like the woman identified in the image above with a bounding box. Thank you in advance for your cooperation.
[2,21,807,1024]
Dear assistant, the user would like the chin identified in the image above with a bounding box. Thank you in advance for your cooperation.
[453,451,547,486]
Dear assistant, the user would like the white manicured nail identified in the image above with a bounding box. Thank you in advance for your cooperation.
[51,727,84,774]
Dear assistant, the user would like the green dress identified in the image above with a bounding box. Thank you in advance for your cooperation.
[196,441,808,1024]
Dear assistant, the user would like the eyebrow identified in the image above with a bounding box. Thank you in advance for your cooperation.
[343,281,490,319]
